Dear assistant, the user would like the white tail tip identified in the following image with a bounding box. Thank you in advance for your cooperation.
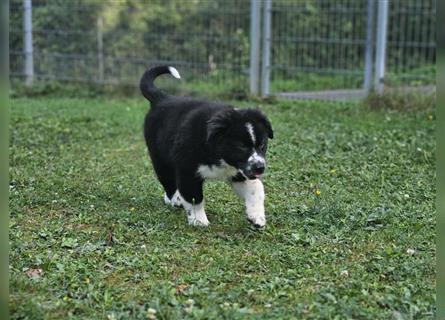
[168,66,181,79]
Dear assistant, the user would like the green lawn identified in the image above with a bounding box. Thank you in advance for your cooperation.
[10,97,435,319]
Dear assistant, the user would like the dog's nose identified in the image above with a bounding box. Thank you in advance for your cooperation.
[252,162,265,175]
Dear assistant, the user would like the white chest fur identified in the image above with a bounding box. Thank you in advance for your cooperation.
[197,160,238,180]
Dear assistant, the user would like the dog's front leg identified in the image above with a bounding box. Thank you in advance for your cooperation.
[232,179,266,228]
[177,171,209,226]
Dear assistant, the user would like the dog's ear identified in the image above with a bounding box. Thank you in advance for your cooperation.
[261,115,274,139]
[207,109,239,143]
[247,109,274,139]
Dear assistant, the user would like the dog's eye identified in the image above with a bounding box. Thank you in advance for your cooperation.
[258,143,267,152]
[235,142,249,151]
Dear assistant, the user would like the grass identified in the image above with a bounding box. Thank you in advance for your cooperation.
[270,73,363,92]
[386,65,437,87]
[10,96,435,319]
[364,91,436,112]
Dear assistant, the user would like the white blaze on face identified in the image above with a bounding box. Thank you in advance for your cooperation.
[245,122,256,144]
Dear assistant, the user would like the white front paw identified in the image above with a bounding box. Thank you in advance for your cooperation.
[179,194,209,226]
[246,207,266,228]
[247,214,266,228]
[188,215,210,226]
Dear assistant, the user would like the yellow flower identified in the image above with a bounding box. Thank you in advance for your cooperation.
[85,278,90,284]
[428,114,433,120]
[130,207,136,212]
[329,169,336,174]
[63,296,70,301]
[315,189,321,196]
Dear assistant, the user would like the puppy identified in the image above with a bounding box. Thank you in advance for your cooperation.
[140,66,273,228]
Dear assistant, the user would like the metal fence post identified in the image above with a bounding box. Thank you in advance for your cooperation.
[363,0,375,93]
[3,1,8,85]
[374,0,389,94]
[249,0,261,96]
[97,16,104,83]
[23,0,34,86]
[260,0,271,98]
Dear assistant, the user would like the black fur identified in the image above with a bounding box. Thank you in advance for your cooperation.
[140,65,273,206]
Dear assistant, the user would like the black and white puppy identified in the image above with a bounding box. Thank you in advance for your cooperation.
[140,66,273,228]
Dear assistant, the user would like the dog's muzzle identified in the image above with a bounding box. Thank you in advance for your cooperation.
[243,157,266,179]
[250,161,265,176]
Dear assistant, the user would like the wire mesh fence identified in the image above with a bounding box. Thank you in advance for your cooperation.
[269,0,370,94]
[385,0,436,87]
[271,0,367,91]
[9,0,436,98]
[269,0,435,96]
[10,0,251,97]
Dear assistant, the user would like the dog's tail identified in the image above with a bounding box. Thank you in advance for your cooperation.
[139,65,181,102]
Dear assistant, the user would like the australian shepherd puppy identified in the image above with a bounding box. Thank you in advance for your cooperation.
[140,66,273,228]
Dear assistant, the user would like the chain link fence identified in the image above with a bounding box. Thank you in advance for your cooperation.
[270,0,370,93]
[10,0,251,97]
[385,0,436,86]
[9,0,436,99]
[269,0,435,99]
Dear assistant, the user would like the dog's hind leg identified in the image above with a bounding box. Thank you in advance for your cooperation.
[176,171,209,226]
[151,160,179,206]
[231,179,266,228]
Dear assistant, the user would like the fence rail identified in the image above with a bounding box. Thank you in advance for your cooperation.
[9,0,436,99]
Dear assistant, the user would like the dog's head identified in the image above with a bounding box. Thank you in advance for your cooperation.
[207,108,273,179]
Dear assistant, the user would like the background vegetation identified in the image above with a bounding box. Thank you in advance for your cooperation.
[9,0,436,95]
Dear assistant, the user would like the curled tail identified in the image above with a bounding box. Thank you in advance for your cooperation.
[139,65,181,102]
